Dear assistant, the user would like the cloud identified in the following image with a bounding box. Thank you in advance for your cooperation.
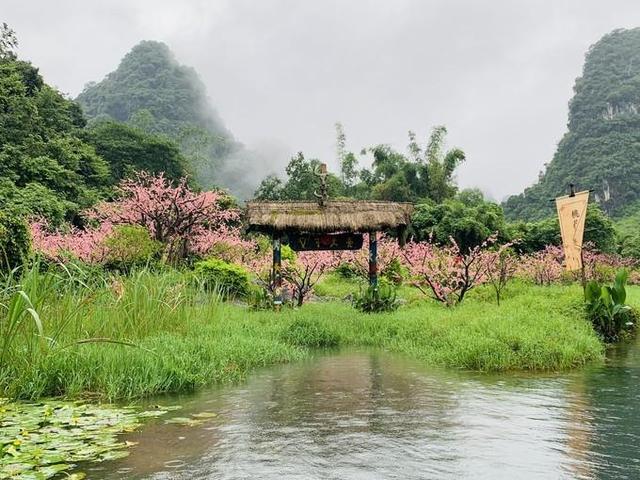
[5,0,640,199]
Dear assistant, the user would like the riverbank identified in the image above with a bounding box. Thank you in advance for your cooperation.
[0,268,605,401]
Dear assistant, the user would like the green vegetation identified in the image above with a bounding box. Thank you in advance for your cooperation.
[504,28,640,220]
[0,400,166,479]
[76,41,230,144]
[614,206,640,258]
[0,50,110,223]
[585,269,637,341]
[0,29,217,227]
[82,120,189,183]
[511,203,617,253]
[412,189,510,251]
[255,125,465,204]
[194,258,251,298]
[76,40,236,191]
[0,207,30,272]
[352,284,401,313]
[281,317,340,348]
[0,264,605,401]
[102,225,162,271]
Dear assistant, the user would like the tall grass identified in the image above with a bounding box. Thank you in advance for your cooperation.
[0,262,605,401]
[0,262,296,399]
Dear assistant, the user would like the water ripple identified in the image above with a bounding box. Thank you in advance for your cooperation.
[87,347,640,480]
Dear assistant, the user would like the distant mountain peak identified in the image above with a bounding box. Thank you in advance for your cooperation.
[503,27,640,221]
[76,40,230,137]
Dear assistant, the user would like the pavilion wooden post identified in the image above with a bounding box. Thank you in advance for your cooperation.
[368,231,378,288]
[272,235,283,308]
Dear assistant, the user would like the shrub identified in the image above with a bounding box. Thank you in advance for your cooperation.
[280,317,340,348]
[281,244,296,261]
[0,208,31,272]
[194,258,251,298]
[334,262,359,279]
[381,258,407,285]
[247,284,278,311]
[585,269,636,342]
[103,225,161,271]
[353,283,400,313]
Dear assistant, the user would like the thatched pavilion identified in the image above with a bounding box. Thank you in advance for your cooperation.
[246,195,414,305]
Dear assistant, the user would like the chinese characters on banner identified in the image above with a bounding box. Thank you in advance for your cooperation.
[555,190,589,271]
[284,232,364,251]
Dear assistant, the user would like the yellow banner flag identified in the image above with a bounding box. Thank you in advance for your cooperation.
[555,190,589,271]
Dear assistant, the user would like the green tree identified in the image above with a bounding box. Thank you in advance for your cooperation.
[511,204,616,253]
[253,153,342,201]
[336,122,358,192]
[0,207,31,272]
[360,126,465,203]
[423,126,466,203]
[412,189,509,252]
[0,53,111,224]
[254,175,284,200]
[83,120,188,183]
[0,22,18,60]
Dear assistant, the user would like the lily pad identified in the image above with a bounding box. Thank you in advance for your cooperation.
[0,400,170,479]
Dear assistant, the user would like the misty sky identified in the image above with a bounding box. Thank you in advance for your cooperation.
[4,0,640,200]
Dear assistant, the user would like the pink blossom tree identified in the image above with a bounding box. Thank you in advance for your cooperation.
[404,235,497,306]
[31,172,245,265]
[282,250,343,306]
[341,234,403,282]
[89,172,240,263]
[484,243,518,305]
[580,243,638,283]
[30,219,113,264]
[516,245,564,285]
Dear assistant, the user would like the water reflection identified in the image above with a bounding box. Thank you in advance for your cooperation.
[87,346,640,480]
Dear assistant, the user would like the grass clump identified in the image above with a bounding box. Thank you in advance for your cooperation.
[353,283,400,313]
[281,317,340,348]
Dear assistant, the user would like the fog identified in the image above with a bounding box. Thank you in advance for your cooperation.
[4,0,640,200]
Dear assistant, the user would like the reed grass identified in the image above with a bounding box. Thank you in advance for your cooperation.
[0,262,605,401]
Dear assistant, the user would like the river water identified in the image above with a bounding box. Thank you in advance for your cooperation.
[87,344,640,480]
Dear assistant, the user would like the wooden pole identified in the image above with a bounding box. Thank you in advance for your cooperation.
[272,235,282,309]
[369,231,378,289]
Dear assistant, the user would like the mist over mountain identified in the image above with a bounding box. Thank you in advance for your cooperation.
[503,28,640,220]
[76,41,281,198]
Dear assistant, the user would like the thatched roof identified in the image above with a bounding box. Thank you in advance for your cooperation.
[245,200,414,234]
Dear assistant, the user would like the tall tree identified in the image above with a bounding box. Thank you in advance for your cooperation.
[82,120,189,184]
[422,126,466,203]
[336,122,358,191]
[0,22,17,60]
[253,153,342,201]
[0,37,111,224]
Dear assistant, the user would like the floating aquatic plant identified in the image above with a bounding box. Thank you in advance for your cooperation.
[0,398,181,479]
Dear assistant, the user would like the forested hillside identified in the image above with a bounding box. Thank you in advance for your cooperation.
[76,41,239,192]
[0,26,189,226]
[0,33,108,224]
[503,28,640,221]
